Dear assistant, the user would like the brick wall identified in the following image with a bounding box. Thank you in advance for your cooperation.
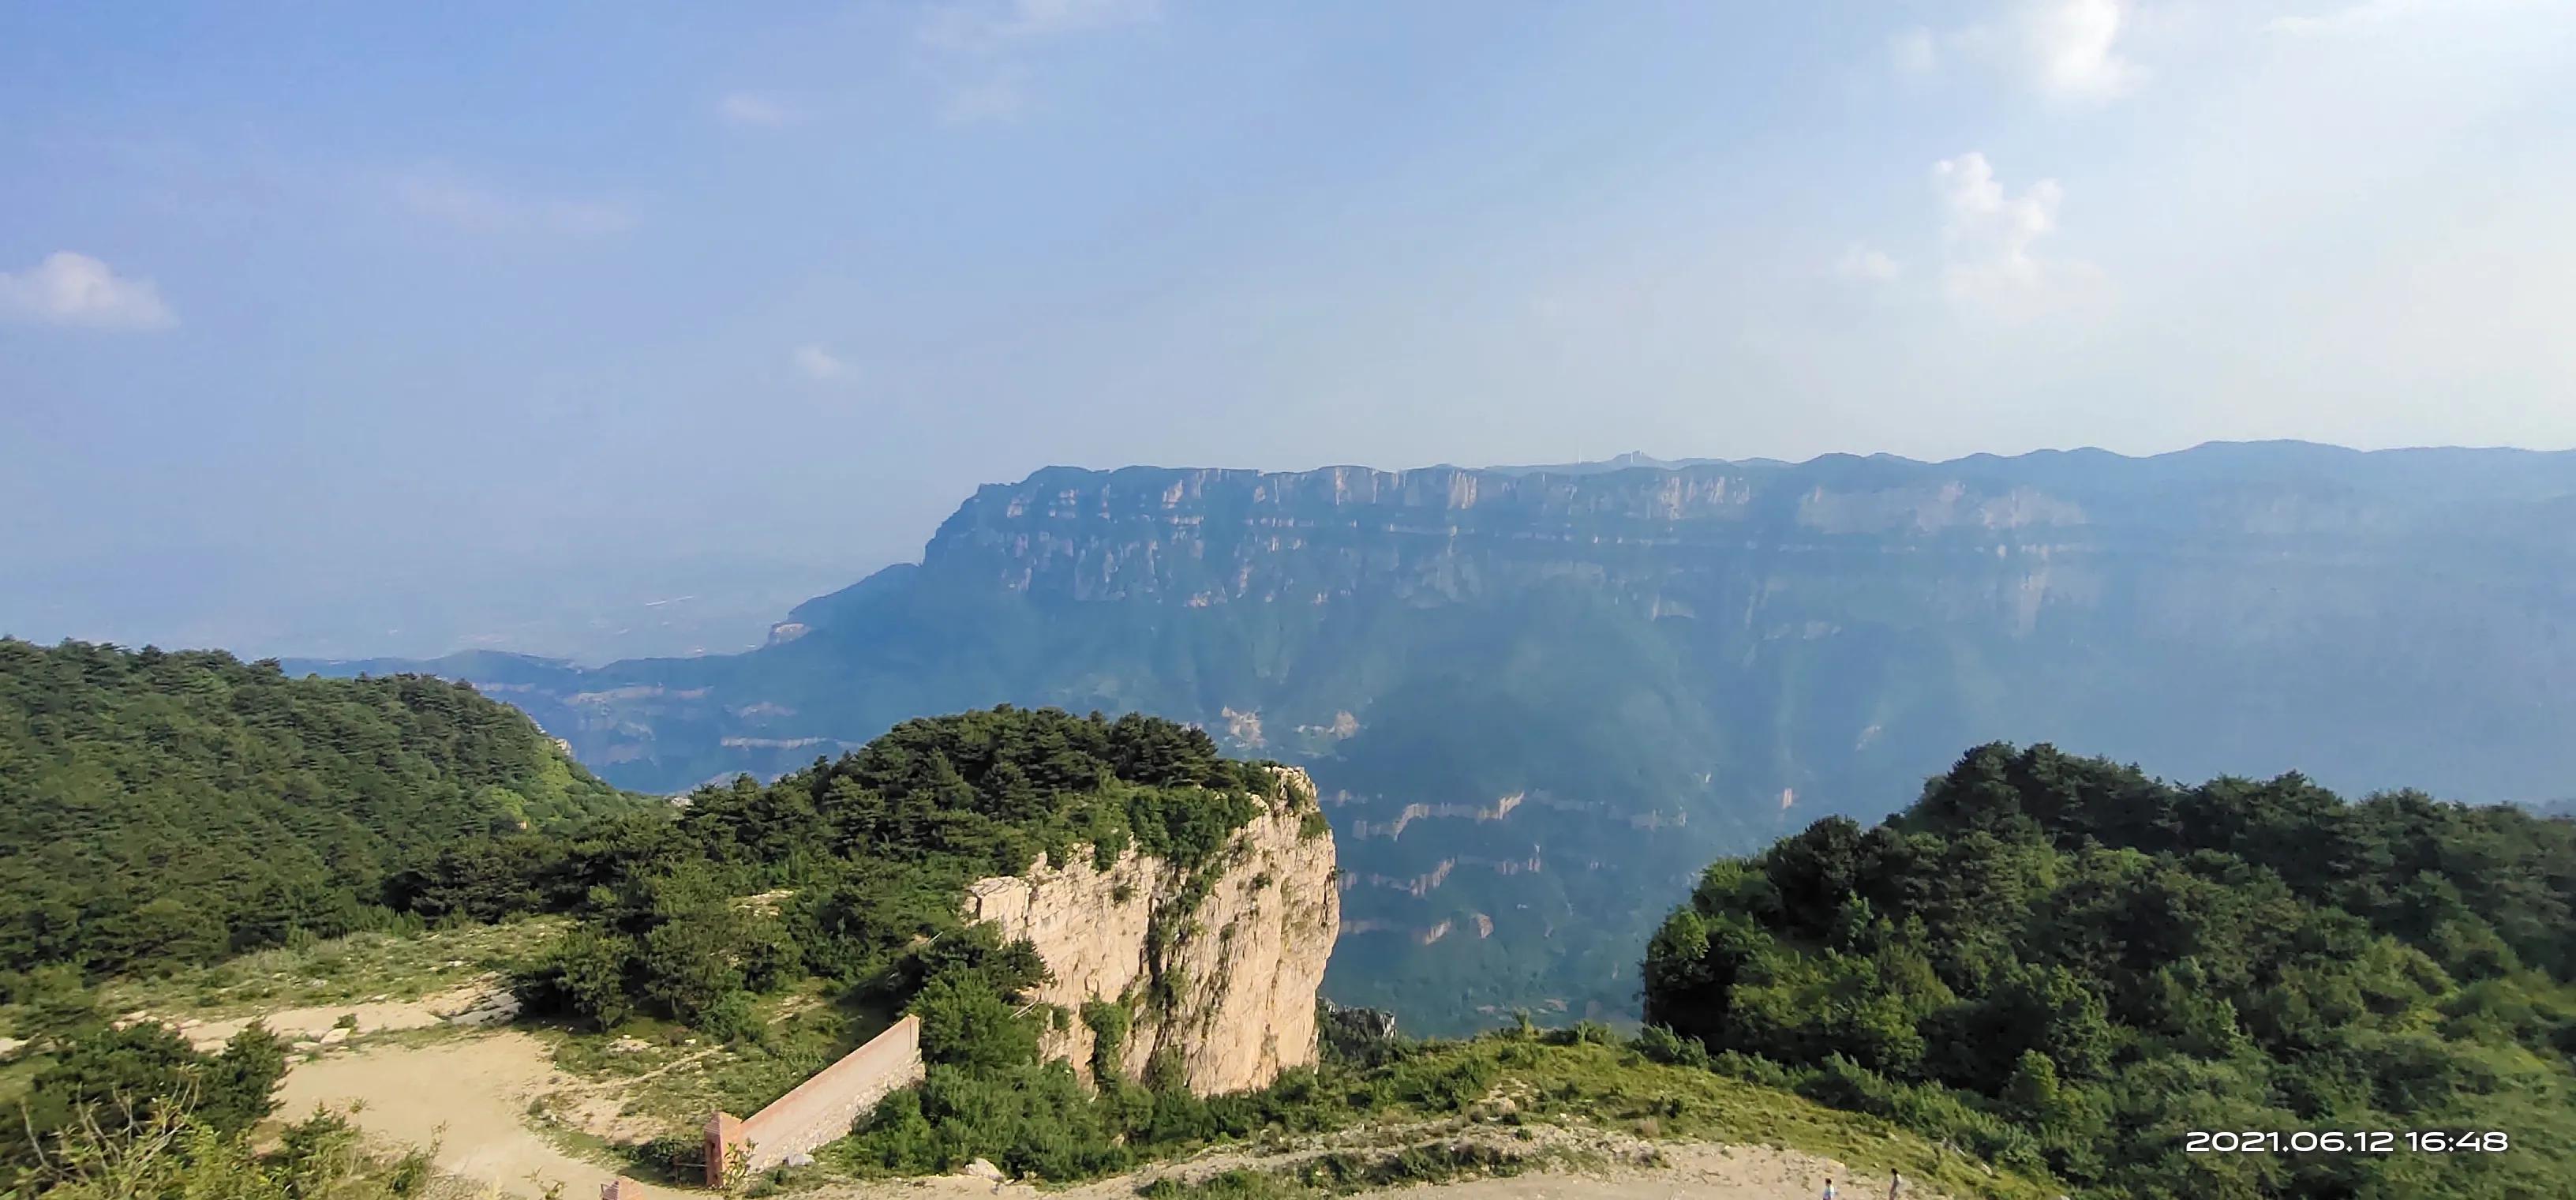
[704,1014,923,1183]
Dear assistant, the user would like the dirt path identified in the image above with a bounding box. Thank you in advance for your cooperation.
[1333,1143,1908,1200]
[550,1044,722,1095]
[1036,1134,1906,1200]
[826,1142,1916,1200]
[284,1034,1980,1200]
[279,1031,688,1200]
[167,978,515,1052]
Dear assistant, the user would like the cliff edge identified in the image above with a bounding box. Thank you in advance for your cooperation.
[963,765,1339,1095]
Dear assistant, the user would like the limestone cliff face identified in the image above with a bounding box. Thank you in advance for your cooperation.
[960,766,1339,1095]
[916,461,2099,609]
[336,446,2576,1037]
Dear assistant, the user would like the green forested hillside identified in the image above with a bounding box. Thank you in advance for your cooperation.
[0,638,639,981]
[1642,743,2576,1198]
[299,445,2576,1033]
[0,700,1304,1197]
[489,707,1286,1037]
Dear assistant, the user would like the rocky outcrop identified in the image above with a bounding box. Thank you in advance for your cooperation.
[305,444,2576,1037]
[1318,1001,1398,1064]
[961,766,1339,1095]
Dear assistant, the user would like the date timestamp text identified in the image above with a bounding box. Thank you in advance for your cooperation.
[2186,1131,2510,1154]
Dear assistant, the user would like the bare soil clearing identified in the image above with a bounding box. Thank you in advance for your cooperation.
[279,1033,1989,1200]
[1029,1127,1957,1200]
[828,1142,1943,1200]
[174,979,513,1052]
[279,1029,688,1200]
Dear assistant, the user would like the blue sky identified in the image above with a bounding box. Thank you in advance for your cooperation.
[5,1,2574,660]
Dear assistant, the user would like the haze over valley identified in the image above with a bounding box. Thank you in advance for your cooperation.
[10,4,2576,1198]
[294,440,2576,1029]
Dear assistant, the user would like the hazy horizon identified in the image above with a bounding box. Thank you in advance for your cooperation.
[15,434,2566,666]
[9,2,2574,660]
[9,433,2576,664]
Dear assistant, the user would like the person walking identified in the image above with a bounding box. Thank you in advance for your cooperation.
[1886,1169,1905,1198]
[1821,1177,1837,1200]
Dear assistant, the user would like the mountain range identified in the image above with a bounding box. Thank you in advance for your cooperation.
[290,441,2576,1032]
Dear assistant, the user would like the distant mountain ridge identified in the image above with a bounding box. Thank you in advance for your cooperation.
[289,441,2576,1030]
[1477,450,1743,474]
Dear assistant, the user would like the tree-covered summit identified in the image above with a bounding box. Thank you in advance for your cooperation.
[491,706,1296,1037]
[0,637,639,982]
[1642,742,2576,1199]
[687,705,1287,878]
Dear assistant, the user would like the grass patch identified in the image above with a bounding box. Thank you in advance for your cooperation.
[1139,1143,1577,1200]
[533,1114,650,1173]
[86,919,566,1022]
[843,1026,2061,1198]
[536,982,899,1138]
[0,1050,43,1112]
[1338,1036,2060,1199]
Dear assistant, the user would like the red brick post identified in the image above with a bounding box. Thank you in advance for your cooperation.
[704,1112,747,1188]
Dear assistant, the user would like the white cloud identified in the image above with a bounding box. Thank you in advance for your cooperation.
[395,172,635,238]
[793,344,851,381]
[999,0,1159,38]
[2024,0,2142,99]
[1835,244,1904,283]
[923,0,1159,48]
[1908,0,2144,103]
[717,92,801,127]
[2263,0,2497,36]
[0,252,176,330]
[919,0,1155,120]
[1890,28,1941,77]
[1931,152,2103,317]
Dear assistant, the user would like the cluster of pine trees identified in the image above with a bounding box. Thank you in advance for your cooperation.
[420,705,1282,1038]
[0,638,1276,1021]
[0,639,637,988]
[1642,742,2576,1198]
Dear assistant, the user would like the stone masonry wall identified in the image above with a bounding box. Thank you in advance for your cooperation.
[705,1015,923,1182]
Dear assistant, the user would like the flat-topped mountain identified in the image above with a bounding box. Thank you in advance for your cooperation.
[292,441,2576,1030]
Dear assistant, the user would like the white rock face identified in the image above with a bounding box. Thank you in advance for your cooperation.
[962,766,1339,1095]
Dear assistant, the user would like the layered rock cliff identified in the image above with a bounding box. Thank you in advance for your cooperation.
[961,766,1339,1095]
[958,762,1339,1092]
[298,443,2576,1033]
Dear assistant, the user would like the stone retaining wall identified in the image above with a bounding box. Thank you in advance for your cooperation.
[703,1014,923,1183]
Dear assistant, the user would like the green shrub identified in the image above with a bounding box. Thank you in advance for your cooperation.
[913,975,1040,1071]
[1632,1025,1710,1069]
[632,1133,703,1183]
[1083,998,1133,1079]
[698,988,760,1043]
[516,926,635,1029]
[851,1062,1132,1181]
[1384,1053,1499,1110]
[4,1020,287,1170]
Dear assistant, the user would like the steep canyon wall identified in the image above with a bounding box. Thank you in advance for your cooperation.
[963,765,1339,1094]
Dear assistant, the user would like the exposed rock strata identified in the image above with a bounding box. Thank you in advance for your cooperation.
[962,766,1339,1094]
